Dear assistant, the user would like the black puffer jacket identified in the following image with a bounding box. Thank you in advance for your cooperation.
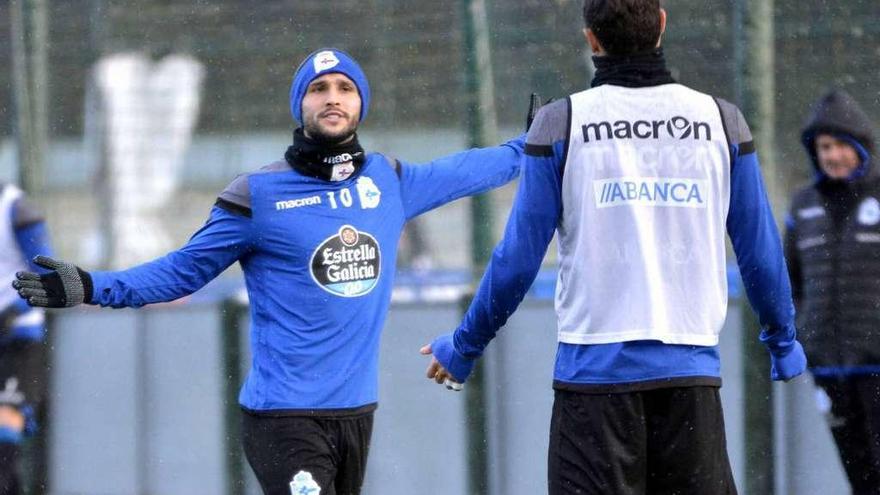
[785,90,880,368]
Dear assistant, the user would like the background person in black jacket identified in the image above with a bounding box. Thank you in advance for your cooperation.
[785,89,880,494]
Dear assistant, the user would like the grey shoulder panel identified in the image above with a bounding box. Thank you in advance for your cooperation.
[216,161,292,217]
[217,174,252,211]
[527,98,569,146]
[714,97,753,148]
[218,161,291,206]
[526,98,570,156]
[12,197,45,229]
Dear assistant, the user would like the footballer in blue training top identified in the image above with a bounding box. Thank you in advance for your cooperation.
[13,48,525,495]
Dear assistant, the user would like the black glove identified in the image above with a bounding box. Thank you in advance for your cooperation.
[12,256,93,308]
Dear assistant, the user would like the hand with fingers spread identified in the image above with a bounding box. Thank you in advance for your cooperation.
[12,256,93,308]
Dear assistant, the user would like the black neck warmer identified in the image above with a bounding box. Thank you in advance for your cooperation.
[285,128,366,181]
[591,48,676,89]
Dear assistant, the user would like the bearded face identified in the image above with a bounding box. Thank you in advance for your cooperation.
[301,73,361,144]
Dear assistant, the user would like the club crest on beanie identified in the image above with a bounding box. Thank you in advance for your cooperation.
[289,48,371,124]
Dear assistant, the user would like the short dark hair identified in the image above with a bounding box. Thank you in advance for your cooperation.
[583,0,662,55]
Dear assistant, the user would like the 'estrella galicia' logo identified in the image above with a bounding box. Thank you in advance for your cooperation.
[582,116,712,143]
[310,225,381,297]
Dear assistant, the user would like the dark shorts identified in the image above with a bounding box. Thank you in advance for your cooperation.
[815,374,880,494]
[242,410,373,495]
[548,386,736,495]
[0,340,46,412]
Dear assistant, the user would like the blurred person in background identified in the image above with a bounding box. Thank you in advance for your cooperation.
[11,48,527,495]
[0,183,52,495]
[422,0,807,493]
[785,89,880,494]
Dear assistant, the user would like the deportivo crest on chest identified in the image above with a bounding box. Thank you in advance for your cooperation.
[310,225,381,297]
[858,197,880,226]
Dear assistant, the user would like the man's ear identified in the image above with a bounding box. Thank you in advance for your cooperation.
[583,28,604,55]
[657,8,667,47]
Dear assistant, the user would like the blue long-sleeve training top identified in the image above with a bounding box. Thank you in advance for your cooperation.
[88,138,523,413]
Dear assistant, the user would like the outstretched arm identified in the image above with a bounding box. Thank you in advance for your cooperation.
[15,205,254,309]
[397,93,550,218]
[89,206,254,307]
[397,135,525,220]
[424,100,568,383]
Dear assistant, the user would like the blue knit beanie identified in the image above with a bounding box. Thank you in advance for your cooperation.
[289,48,370,124]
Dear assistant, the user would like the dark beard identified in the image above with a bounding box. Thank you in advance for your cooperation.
[303,120,358,146]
